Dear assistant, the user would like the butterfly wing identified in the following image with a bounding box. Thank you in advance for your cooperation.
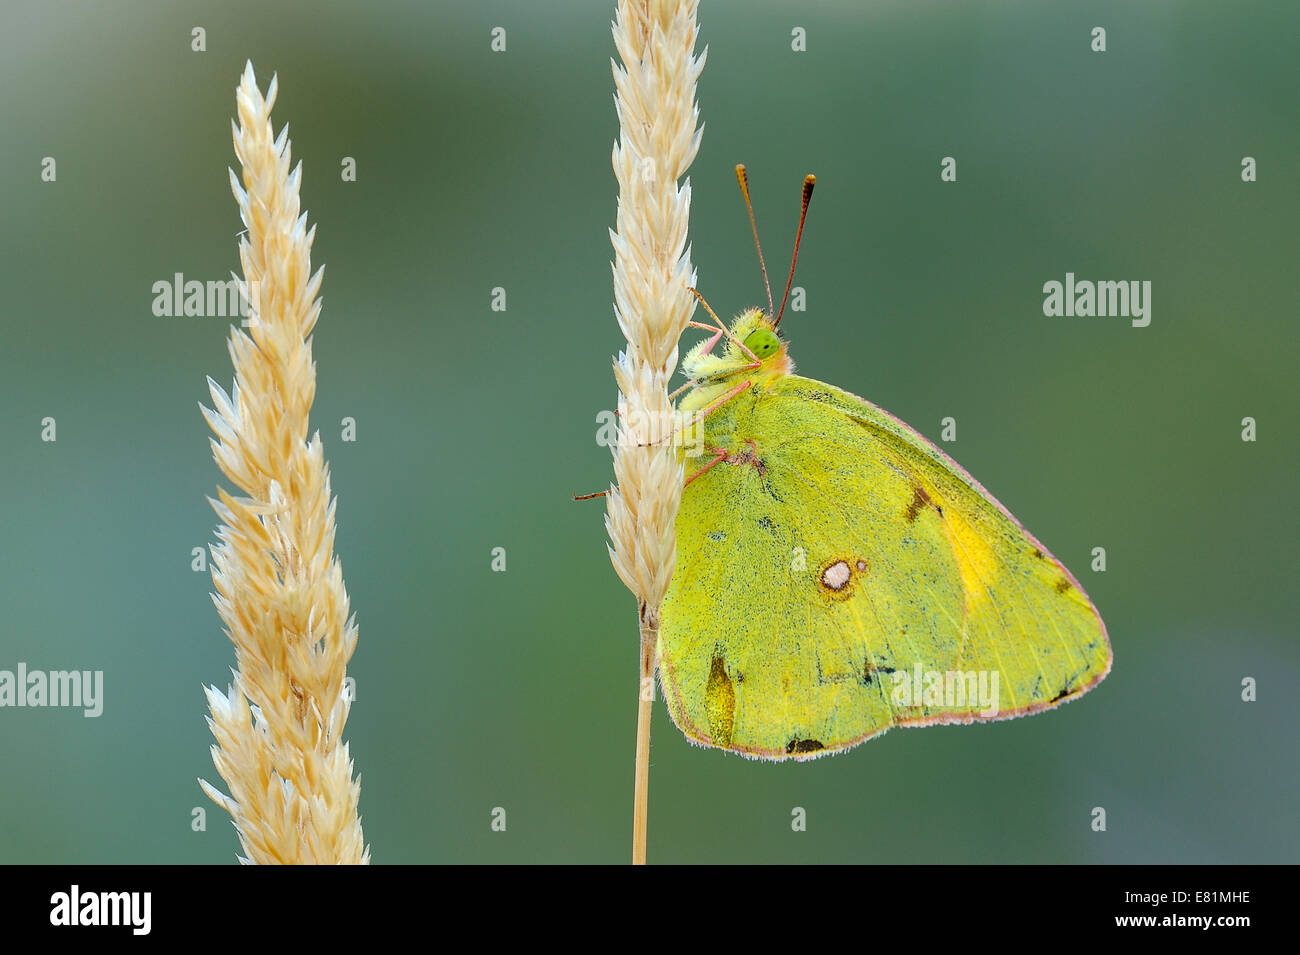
[658,374,1112,760]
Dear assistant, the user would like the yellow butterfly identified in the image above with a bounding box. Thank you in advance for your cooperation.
[658,166,1112,760]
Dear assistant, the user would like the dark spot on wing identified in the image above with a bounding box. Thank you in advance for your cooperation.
[1054,578,1072,594]
[806,391,832,402]
[904,485,936,523]
[757,515,774,532]
[1050,685,1072,703]
[786,738,825,755]
[1031,548,1045,559]
[861,659,895,685]
[707,530,726,542]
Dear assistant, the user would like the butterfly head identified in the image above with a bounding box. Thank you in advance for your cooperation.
[679,167,812,392]
[681,307,793,384]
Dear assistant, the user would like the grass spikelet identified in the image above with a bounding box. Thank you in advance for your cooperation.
[198,62,367,865]
[607,0,705,865]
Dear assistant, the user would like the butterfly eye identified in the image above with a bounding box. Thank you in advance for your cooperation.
[743,328,780,359]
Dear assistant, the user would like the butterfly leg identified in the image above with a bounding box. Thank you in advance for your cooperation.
[687,320,727,358]
[688,287,763,370]
[683,447,730,487]
[643,379,754,449]
[687,318,758,365]
[635,379,754,450]
[669,321,728,403]
[671,317,749,402]
[578,441,730,499]
[682,379,753,428]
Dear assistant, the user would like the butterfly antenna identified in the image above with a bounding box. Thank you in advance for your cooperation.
[736,164,775,320]
[774,174,815,329]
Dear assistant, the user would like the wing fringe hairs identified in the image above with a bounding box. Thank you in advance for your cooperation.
[198,62,368,865]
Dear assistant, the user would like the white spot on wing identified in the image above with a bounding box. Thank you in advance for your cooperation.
[821,560,851,590]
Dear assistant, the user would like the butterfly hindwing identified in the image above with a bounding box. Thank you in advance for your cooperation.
[658,373,1112,761]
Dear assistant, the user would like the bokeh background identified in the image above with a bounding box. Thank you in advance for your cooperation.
[1,0,1295,864]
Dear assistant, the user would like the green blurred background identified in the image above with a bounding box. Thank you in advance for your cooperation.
[0,0,1295,864]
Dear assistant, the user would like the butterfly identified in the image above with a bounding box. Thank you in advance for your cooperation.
[657,166,1112,760]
